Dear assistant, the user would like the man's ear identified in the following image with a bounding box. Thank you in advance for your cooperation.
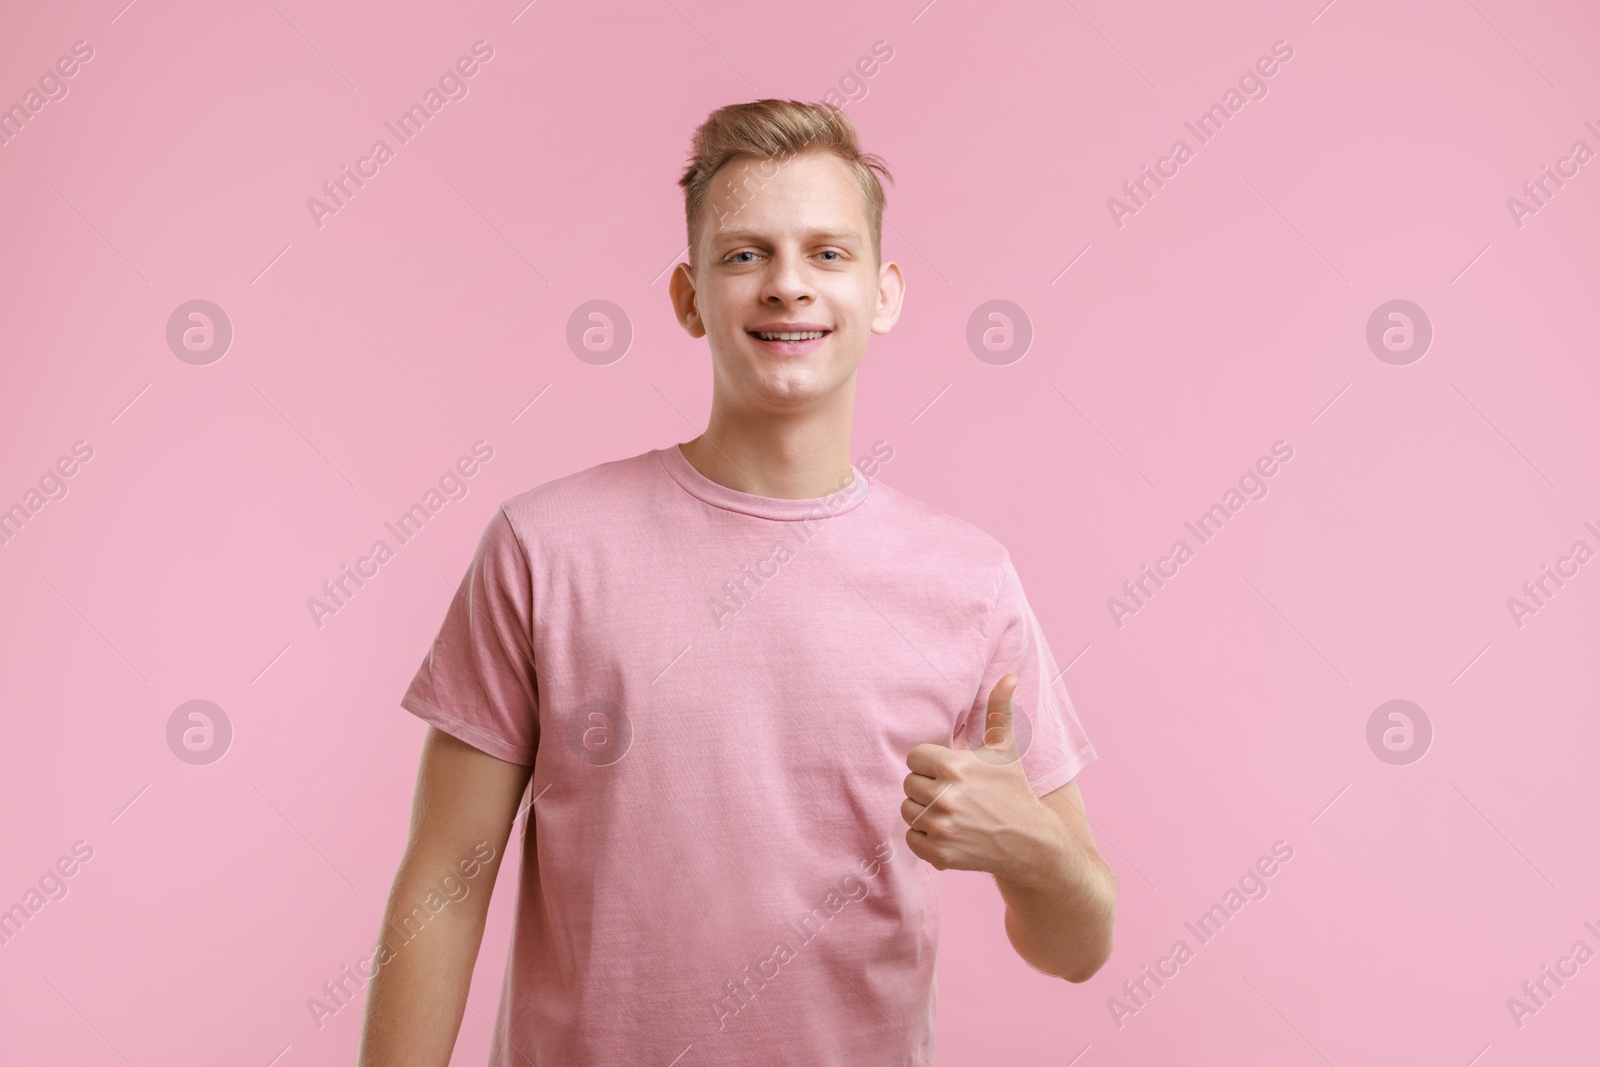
[870,259,906,335]
[669,261,707,338]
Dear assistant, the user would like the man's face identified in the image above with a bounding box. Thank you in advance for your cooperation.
[670,150,904,416]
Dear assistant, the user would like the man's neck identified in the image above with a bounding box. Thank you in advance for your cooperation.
[678,406,856,501]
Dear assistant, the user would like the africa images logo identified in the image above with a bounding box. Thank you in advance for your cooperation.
[707,441,894,629]
[1106,39,1295,229]
[305,41,495,229]
[306,441,494,629]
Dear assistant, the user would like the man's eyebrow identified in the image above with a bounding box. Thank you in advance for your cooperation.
[710,227,862,245]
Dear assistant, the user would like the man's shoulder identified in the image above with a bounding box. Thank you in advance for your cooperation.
[496,447,664,528]
[866,477,1013,574]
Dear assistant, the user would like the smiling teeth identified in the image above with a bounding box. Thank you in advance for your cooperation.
[755,331,825,341]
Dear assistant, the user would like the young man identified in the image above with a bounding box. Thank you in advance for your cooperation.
[359,99,1116,1067]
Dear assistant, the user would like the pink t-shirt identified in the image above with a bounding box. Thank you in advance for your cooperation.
[400,444,1097,1066]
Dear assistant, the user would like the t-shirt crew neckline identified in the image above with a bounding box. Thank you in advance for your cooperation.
[654,443,870,521]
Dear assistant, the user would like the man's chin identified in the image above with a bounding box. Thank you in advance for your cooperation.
[729,370,853,412]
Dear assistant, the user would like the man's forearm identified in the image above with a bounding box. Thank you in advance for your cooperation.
[356,869,494,1067]
[995,816,1117,982]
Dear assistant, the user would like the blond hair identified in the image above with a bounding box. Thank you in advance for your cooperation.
[678,98,894,266]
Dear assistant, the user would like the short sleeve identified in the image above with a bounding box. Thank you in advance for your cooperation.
[959,553,1097,797]
[400,505,540,765]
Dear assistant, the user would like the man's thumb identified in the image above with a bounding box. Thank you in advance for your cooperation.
[981,674,1020,758]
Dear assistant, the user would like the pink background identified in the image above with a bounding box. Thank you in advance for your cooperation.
[2,0,1597,1064]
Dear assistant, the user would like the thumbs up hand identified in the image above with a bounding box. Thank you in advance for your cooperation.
[901,674,1062,881]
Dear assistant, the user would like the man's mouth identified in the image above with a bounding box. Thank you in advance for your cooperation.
[750,330,829,341]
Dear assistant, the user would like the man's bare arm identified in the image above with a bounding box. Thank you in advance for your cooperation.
[357,726,534,1067]
[996,779,1118,982]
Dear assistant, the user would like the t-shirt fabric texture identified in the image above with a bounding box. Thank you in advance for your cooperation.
[400,443,1097,1066]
